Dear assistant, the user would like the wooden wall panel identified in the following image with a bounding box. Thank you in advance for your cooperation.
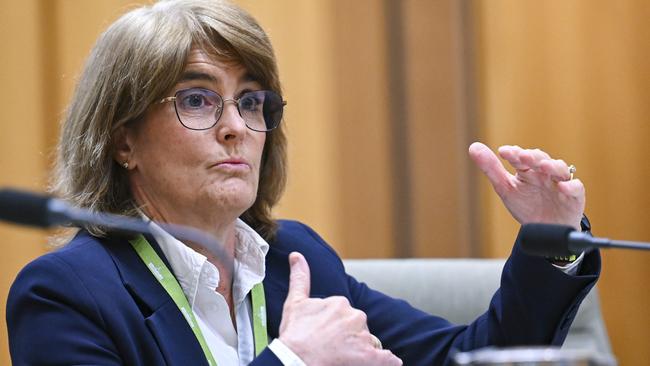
[403,0,475,257]
[473,1,650,364]
[0,1,48,363]
[328,1,395,258]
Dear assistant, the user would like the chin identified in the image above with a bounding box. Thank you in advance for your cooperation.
[205,182,257,215]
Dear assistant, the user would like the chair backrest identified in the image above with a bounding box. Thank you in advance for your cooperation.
[343,258,612,354]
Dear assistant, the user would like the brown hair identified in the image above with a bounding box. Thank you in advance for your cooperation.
[51,0,286,242]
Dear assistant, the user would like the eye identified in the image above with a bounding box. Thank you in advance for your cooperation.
[177,89,216,110]
[239,92,263,112]
[186,94,204,108]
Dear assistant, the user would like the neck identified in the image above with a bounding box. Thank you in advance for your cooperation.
[134,205,238,284]
[186,224,237,271]
[131,181,241,262]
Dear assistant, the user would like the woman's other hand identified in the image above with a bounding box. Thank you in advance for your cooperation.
[469,142,584,230]
[278,252,402,366]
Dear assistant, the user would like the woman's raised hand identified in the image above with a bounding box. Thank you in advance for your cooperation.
[469,142,585,230]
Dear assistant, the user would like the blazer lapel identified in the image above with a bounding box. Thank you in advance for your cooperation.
[263,245,291,339]
[100,233,209,366]
[145,301,210,366]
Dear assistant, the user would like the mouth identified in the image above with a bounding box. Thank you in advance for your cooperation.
[211,158,251,172]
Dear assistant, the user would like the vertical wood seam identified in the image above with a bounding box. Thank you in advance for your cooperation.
[384,0,413,258]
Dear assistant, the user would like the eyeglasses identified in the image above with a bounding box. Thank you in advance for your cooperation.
[159,88,286,132]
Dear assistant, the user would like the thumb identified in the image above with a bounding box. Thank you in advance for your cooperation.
[468,142,510,190]
[286,252,311,303]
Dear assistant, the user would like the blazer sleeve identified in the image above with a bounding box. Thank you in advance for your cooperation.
[295,221,600,366]
[7,254,122,365]
[250,349,284,365]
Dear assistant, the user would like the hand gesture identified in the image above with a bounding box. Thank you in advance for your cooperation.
[469,142,584,230]
[278,252,402,366]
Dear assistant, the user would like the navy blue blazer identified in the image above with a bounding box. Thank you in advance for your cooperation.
[7,220,600,365]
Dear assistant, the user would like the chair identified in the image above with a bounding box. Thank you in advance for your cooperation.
[343,258,612,354]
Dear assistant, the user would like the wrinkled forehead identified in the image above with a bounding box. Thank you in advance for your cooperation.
[178,43,263,85]
[171,46,261,90]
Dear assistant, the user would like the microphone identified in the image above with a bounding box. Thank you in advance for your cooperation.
[520,222,650,257]
[0,188,72,228]
[0,188,232,268]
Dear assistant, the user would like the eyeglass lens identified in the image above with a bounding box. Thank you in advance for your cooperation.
[173,88,284,131]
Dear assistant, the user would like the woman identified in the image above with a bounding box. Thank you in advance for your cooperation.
[7,0,599,365]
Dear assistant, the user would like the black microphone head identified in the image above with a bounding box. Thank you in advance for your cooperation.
[519,223,577,257]
[0,188,52,228]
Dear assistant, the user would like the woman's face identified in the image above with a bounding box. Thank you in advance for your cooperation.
[121,48,267,229]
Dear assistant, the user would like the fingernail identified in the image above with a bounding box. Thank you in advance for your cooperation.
[289,252,299,268]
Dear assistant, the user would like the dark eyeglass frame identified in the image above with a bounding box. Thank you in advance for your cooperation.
[159,87,287,132]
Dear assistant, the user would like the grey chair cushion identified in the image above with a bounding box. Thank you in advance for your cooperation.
[343,258,612,354]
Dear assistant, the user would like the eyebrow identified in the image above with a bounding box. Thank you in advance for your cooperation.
[177,70,260,85]
[177,71,218,84]
[241,72,258,83]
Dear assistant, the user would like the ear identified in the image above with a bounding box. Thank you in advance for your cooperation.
[112,125,136,169]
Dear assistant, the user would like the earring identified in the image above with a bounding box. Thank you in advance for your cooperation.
[122,162,129,169]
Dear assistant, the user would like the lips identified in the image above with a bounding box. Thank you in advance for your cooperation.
[212,158,251,171]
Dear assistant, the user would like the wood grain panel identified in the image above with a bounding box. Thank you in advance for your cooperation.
[0,1,49,363]
[473,1,650,364]
[403,0,475,258]
[328,1,394,258]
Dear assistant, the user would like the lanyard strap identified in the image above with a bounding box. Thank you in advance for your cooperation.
[251,280,268,355]
[129,234,268,365]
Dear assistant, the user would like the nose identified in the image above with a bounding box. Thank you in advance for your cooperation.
[216,99,247,142]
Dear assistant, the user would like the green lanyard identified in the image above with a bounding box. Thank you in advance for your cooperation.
[129,235,269,366]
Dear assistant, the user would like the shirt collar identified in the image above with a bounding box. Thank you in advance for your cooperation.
[144,216,269,308]
[232,219,269,304]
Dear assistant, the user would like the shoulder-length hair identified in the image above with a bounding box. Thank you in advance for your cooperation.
[51,0,287,242]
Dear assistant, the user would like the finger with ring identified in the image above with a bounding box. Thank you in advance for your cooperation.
[568,164,576,180]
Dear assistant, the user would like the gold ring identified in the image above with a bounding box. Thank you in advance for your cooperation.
[568,164,576,180]
[370,334,383,349]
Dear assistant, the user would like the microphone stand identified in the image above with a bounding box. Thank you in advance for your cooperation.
[569,231,650,253]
